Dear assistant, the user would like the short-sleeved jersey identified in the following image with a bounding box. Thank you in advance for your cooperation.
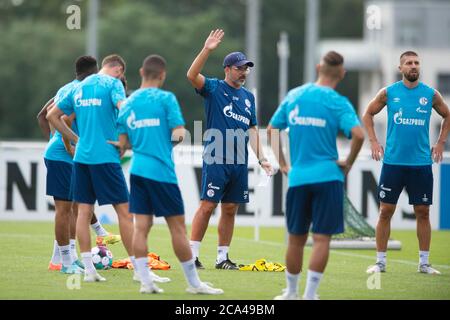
[44,79,79,164]
[384,81,435,166]
[117,88,185,184]
[270,83,360,187]
[196,78,257,165]
[56,74,126,164]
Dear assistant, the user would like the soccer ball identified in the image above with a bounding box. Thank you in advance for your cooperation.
[91,245,113,270]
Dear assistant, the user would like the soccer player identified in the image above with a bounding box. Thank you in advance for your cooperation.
[363,51,449,275]
[46,54,135,282]
[268,51,364,300]
[186,29,273,270]
[36,56,119,273]
[113,54,223,294]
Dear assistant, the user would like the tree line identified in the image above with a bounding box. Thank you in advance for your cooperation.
[0,0,363,139]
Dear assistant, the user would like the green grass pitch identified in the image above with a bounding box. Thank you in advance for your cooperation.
[0,221,449,300]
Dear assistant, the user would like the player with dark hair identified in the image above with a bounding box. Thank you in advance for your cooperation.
[36,56,119,273]
[268,51,364,299]
[186,29,273,270]
[113,54,223,294]
[364,51,449,275]
[46,54,135,282]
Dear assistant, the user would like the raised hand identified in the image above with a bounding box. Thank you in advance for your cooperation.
[204,29,225,51]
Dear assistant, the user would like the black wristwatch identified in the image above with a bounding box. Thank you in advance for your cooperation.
[258,158,268,165]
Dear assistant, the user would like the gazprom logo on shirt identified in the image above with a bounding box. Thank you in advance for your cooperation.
[74,91,102,107]
[223,103,250,125]
[288,106,326,127]
[127,111,160,130]
[393,108,425,126]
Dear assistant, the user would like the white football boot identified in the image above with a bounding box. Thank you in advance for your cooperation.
[366,262,386,274]
[273,289,299,300]
[84,271,106,282]
[140,282,164,294]
[418,264,441,275]
[186,282,224,295]
[133,271,171,283]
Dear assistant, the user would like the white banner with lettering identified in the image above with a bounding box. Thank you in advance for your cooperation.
[0,142,444,229]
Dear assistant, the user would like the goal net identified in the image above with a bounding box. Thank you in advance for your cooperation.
[325,193,401,249]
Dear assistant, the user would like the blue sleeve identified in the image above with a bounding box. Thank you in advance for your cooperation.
[54,86,67,103]
[55,88,75,116]
[269,98,289,130]
[165,93,185,129]
[337,98,360,139]
[195,77,219,97]
[116,104,129,135]
[111,79,126,108]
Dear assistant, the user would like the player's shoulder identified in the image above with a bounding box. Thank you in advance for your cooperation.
[316,86,353,112]
[239,87,256,105]
[334,93,351,105]
[144,87,176,101]
[56,79,79,94]
[196,77,220,97]
[329,93,353,112]
[281,83,312,104]
[124,87,141,99]
[240,85,254,96]
[63,79,80,90]
[206,77,220,84]
[386,80,402,90]
[285,83,340,107]
[206,77,221,88]
[89,73,119,88]
[55,79,80,102]
[385,81,400,98]
[418,81,436,94]
[128,88,176,104]
[320,85,341,99]
[150,88,179,107]
[80,73,99,84]
[155,88,177,100]
[122,88,146,106]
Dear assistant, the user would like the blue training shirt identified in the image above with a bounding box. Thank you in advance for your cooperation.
[44,79,79,164]
[270,83,360,187]
[56,73,126,165]
[384,81,435,166]
[117,87,185,184]
[196,78,257,165]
